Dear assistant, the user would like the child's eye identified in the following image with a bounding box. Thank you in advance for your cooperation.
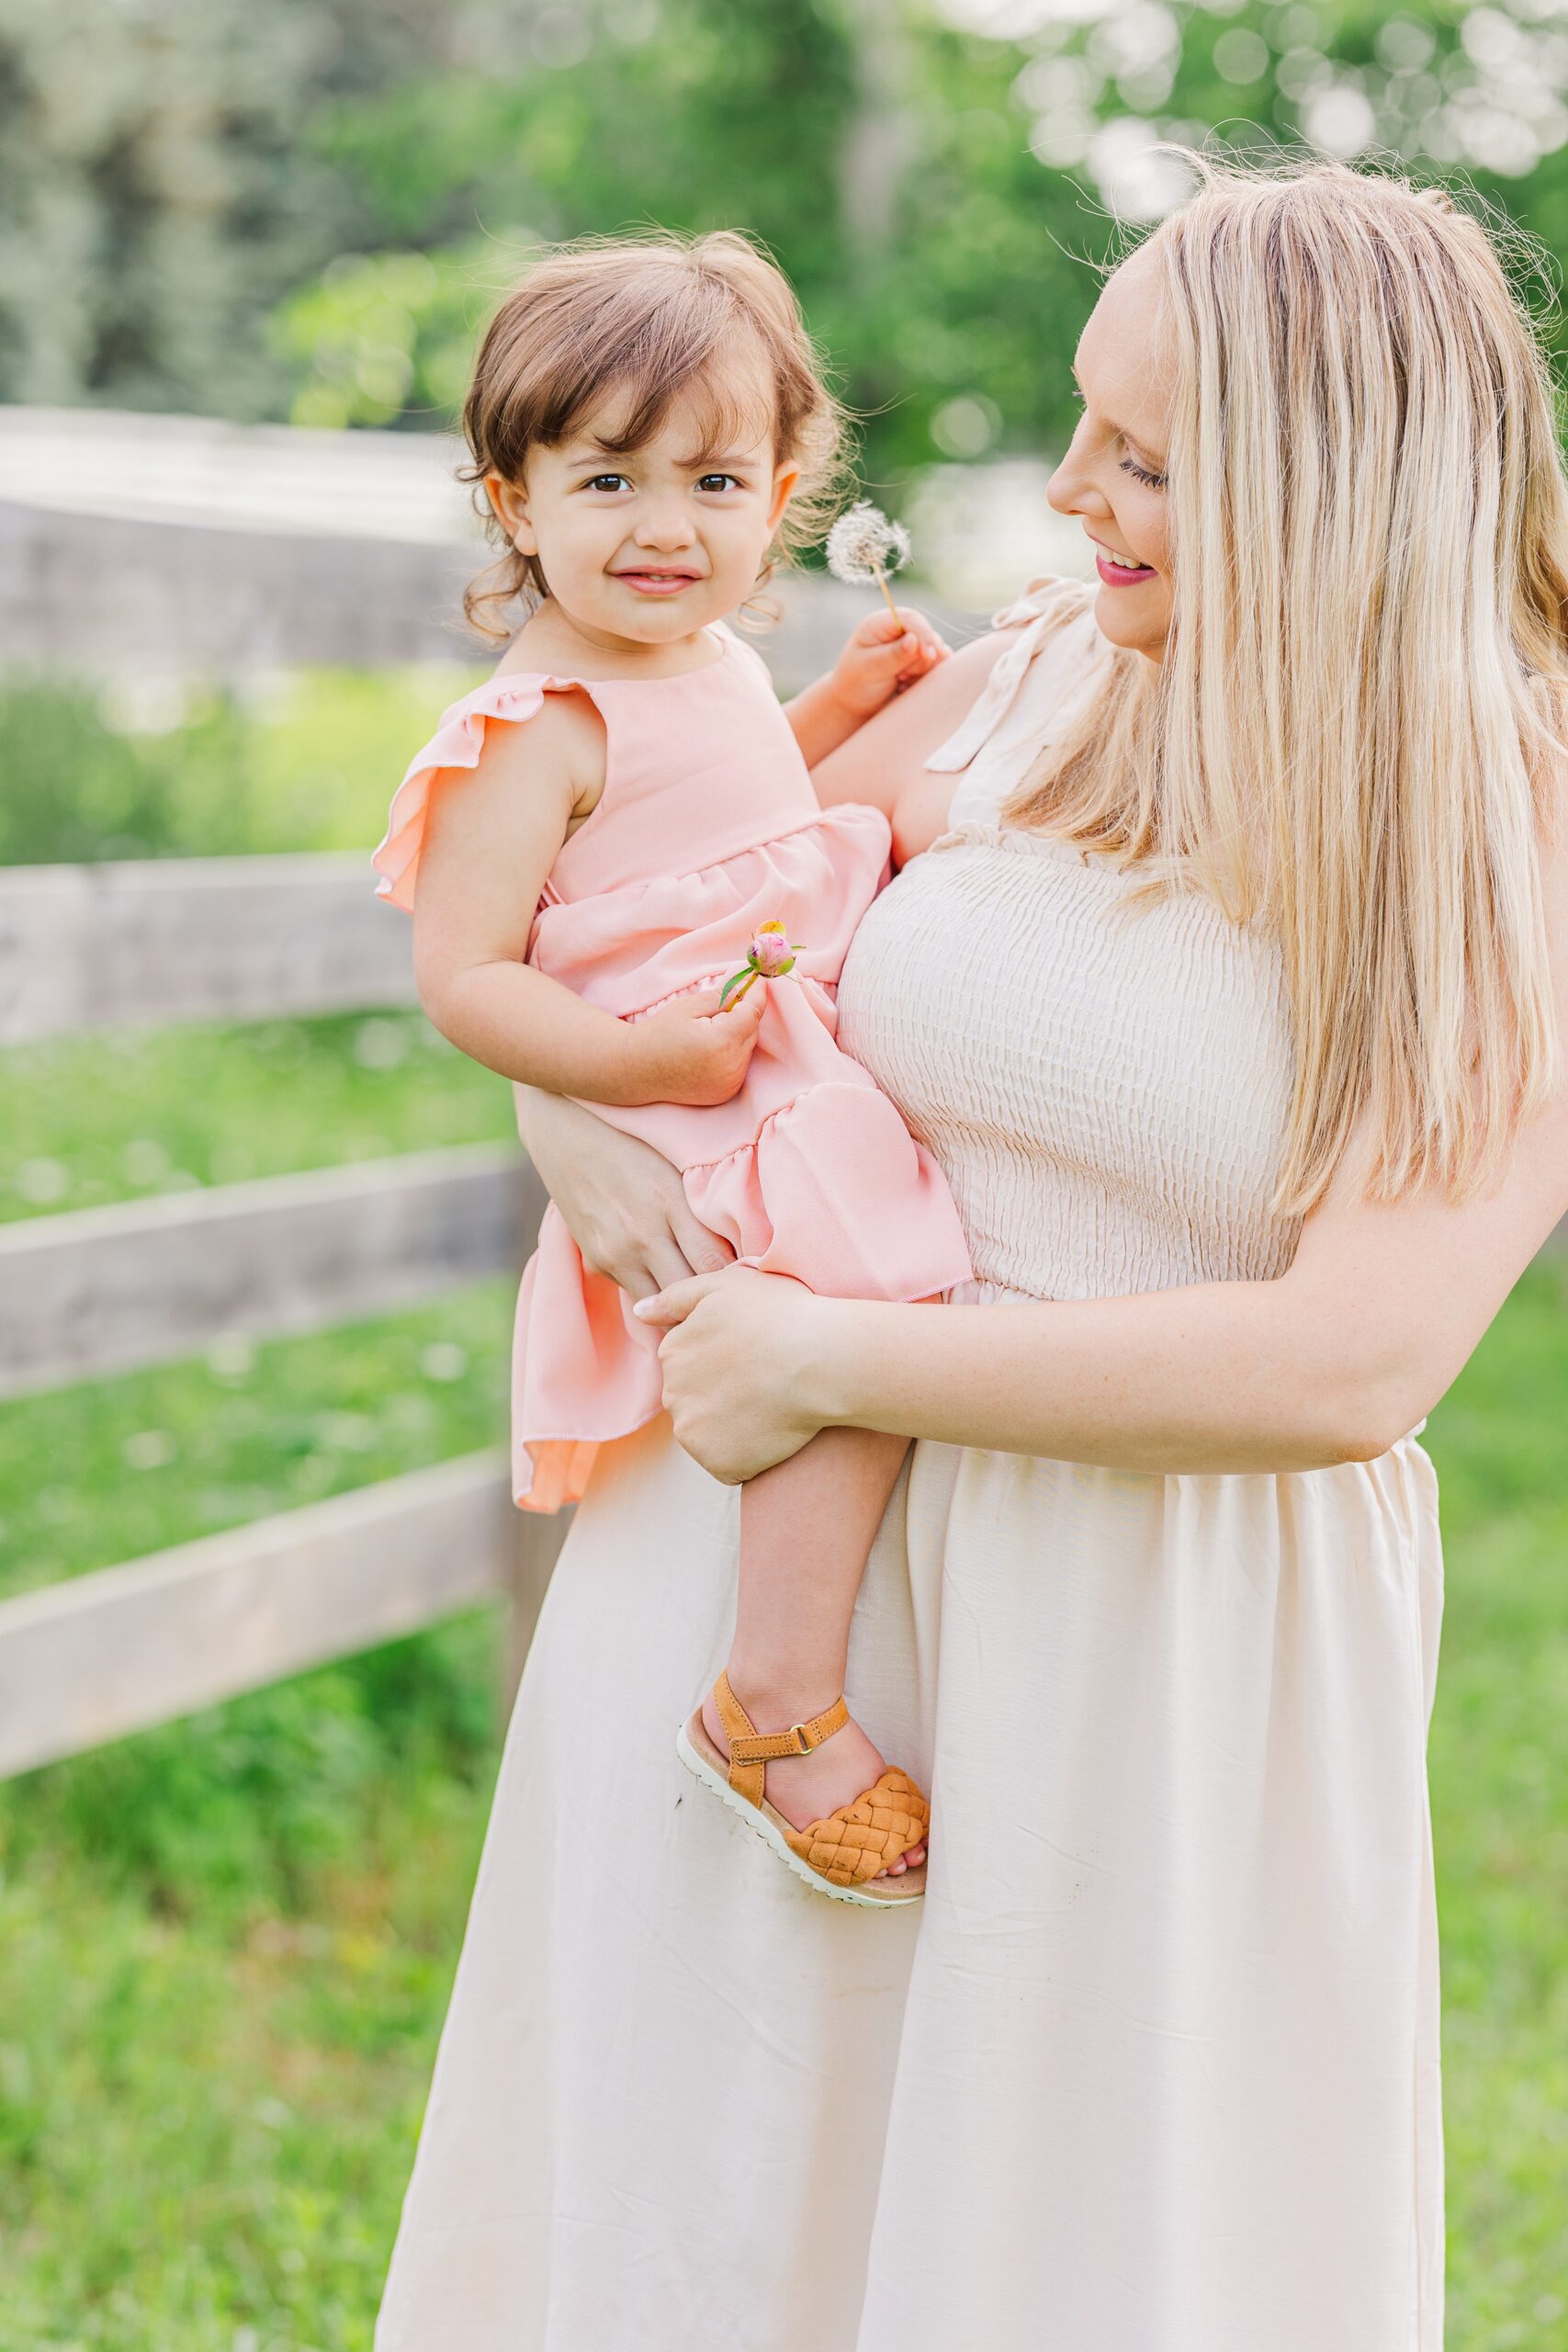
[696,472,742,493]
[585,473,630,493]
[1120,456,1168,491]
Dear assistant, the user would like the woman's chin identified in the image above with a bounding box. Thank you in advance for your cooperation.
[1092,580,1170,662]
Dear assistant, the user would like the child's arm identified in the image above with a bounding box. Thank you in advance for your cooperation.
[810,628,1018,863]
[784,605,951,769]
[412,694,766,1108]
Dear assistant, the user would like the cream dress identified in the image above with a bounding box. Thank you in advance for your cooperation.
[375,585,1446,2352]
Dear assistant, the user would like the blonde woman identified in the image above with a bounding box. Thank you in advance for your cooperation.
[375,160,1568,2352]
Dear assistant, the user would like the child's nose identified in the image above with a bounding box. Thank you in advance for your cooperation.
[634,504,697,549]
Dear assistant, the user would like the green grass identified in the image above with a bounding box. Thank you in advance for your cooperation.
[0,1005,517,2347]
[1426,1254,1568,2349]
[0,1010,511,1229]
[0,992,1564,2344]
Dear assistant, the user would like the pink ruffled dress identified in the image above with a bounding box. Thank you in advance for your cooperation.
[374,621,972,1510]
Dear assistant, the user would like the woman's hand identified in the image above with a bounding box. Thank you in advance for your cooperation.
[513,1085,734,1300]
[633,1267,829,1481]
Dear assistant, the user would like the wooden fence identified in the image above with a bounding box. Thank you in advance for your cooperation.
[0,855,566,1781]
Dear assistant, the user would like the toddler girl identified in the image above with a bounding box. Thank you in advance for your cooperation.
[375,232,972,1902]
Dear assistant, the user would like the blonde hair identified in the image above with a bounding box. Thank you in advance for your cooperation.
[458,230,848,640]
[1011,155,1565,1214]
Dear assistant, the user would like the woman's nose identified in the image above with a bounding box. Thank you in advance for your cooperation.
[1047,452,1109,522]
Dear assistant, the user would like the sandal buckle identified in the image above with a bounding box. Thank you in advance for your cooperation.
[788,1721,814,1754]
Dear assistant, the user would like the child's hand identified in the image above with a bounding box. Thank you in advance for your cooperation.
[829,605,951,724]
[621,983,768,1107]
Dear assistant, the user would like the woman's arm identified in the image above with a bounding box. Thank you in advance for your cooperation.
[513,1086,735,1300]
[639,816,1568,1482]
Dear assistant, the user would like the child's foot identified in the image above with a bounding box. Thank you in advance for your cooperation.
[701,1677,928,1879]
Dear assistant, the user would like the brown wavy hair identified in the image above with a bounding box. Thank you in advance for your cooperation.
[457,230,849,642]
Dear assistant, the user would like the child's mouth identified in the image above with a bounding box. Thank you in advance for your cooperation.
[614,569,703,597]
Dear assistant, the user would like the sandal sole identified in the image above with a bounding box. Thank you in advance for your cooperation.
[675,1713,926,1907]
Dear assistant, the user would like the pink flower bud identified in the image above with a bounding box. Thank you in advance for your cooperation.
[750,922,797,977]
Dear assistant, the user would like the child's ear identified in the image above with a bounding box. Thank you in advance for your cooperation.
[766,463,800,537]
[485,469,537,556]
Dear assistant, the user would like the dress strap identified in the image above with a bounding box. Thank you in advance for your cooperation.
[926,579,1111,831]
[926,577,1097,775]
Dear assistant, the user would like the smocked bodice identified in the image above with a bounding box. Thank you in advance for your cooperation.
[836,587,1303,1303]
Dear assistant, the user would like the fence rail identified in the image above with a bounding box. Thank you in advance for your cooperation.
[0,854,418,1044]
[0,1452,573,1781]
[0,1141,542,1397]
[0,851,558,1781]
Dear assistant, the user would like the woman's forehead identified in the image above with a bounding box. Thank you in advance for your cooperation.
[1077,250,1176,441]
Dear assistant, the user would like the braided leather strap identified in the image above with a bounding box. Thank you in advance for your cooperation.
[784,1771,931,1888]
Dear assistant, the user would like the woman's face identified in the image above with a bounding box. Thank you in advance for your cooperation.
[1048,250,1175,662]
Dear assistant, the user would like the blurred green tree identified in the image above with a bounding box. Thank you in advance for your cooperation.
[7,0,1568,490]
[0,0,450,418]
[269,0,1119,484]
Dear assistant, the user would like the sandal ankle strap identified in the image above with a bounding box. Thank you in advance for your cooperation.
[713,1674,849,1804]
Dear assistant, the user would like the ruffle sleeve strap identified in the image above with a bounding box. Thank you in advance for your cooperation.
[372,674,557,912]
[924,575,1100,775]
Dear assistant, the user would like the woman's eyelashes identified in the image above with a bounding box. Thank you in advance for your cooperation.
[1069,390,1166,489]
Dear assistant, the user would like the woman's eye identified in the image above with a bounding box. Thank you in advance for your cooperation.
[1120,456,1168,491]
[696,473,741,493]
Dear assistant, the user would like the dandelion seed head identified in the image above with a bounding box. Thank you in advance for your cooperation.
[825,501,912,585]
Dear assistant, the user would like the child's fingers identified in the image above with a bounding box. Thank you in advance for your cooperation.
[892,606,951,662]
[728,980,768,1026]
[854,606,950,673]
[705,978,768,1023]
[852,604,913,647]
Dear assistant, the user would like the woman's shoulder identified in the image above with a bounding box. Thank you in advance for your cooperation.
[924,575,1108,778]
[987,572,1099,638]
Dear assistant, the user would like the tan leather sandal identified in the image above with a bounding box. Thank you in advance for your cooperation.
[676,1672,930,1906]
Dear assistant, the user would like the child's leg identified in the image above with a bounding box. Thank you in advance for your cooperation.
[702,1425,926,1874]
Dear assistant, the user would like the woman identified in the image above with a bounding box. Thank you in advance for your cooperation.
[376,159,1568,2352]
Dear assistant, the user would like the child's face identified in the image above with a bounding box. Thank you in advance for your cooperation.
[486,370,797,650]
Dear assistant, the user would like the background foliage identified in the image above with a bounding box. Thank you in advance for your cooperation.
[11,1,1568,487]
